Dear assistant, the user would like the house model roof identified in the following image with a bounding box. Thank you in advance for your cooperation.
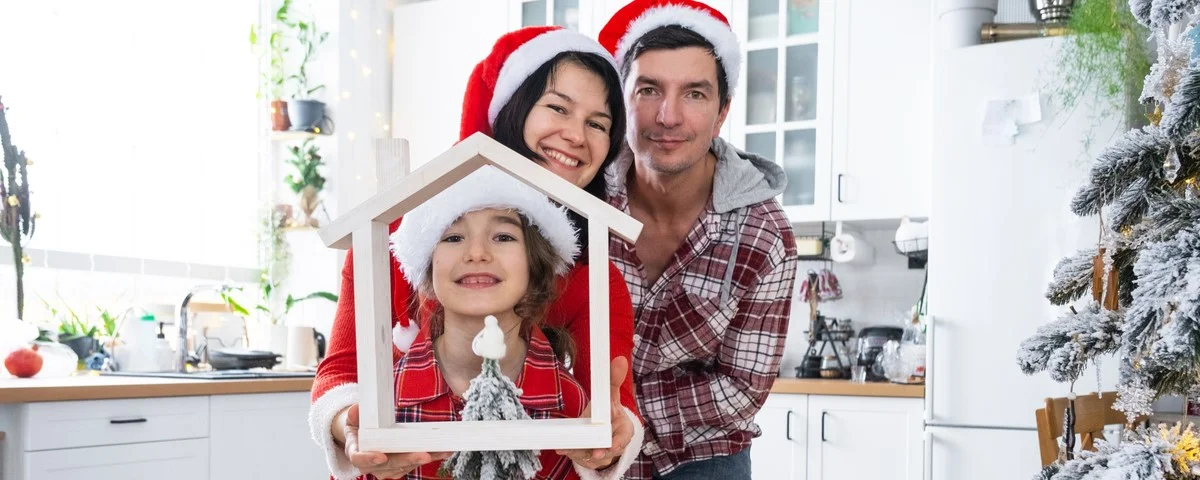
[319,131,642,251]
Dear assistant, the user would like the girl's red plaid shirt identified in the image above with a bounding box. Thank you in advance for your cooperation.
[373,325,587,480]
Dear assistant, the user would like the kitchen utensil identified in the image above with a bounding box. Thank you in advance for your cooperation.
[207,347,281,370]
[856,326,904,381]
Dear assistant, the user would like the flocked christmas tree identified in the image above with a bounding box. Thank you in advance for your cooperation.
[1016,0,1200,477]
[0,97,36,321]
[440,315,541,480]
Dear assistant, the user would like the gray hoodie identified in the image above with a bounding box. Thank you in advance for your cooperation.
[709,137,788,214]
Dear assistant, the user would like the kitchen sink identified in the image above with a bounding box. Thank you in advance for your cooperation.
[102,369,315,380]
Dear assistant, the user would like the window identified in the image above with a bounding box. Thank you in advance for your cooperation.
[0,1,262,270]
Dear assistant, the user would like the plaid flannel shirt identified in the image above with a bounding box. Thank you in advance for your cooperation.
[385,326,587,480]
[606,151,799,478]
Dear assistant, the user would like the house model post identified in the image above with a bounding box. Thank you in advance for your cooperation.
[318,132,642,453]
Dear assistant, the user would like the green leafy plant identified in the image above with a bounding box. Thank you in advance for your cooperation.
[1049,0,1152,127]
[285,138,327,194]
[286,9,329,100]
[39,298,117,340]
[249,0,292,101]
[222,287,337,325]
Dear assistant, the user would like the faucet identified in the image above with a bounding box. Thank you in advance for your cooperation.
[177,284,235,372]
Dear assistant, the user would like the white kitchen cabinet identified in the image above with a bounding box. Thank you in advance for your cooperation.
[728,0,834,223]
[751,393,808,480]
[726,0,932,225]
[24,438,209,480]
[828,0,932,222]
[209,392,328,480]
[806,395,924,480]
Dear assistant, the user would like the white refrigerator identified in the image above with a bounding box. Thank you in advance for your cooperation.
[926,36,1122,478]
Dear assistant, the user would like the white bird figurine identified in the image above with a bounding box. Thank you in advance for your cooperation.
[471,315,507,360]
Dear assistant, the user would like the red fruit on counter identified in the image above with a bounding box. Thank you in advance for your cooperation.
[5,344,43,378]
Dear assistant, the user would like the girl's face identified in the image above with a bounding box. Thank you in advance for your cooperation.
[430,208,530,318]
[523,61,613,188]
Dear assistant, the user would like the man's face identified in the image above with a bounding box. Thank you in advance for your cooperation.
[624,47,730,175]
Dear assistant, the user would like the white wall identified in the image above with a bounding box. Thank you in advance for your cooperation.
[780,225,927,377]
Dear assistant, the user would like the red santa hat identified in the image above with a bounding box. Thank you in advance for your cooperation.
[598,0,741,90]
[389,165,580,289]
[460,26,616,140]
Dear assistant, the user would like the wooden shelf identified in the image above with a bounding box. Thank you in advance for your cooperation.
[268,130,320,142]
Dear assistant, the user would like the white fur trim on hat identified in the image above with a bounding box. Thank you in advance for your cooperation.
[390,165,580,288]
[489,29,617,126]
[614,4,741,90]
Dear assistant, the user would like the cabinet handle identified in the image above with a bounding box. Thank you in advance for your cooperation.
[837,174,845,203]
[109,417,148,425]
[785,410,794,441]
[821,411,828,442]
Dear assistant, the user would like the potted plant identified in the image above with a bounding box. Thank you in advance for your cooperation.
[250,0,294,131]
[48,302,98,361]
[284,12,329,133]
[222,284,336,355]
[285,138,328,227]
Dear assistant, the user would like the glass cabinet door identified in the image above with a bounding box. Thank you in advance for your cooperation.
[737,0,829,221]
[520,0,581,31]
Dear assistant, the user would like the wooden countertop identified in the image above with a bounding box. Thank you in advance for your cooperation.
[770,378,925,398]
[0,372,314,404]
[1,374,919,404]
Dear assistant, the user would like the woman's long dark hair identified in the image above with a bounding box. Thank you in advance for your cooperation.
[490,51,626,260]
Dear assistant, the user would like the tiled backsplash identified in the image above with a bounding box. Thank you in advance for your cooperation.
[781,227,927,376]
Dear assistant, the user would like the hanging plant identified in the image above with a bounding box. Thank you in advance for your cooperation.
[1049,0,1152,129]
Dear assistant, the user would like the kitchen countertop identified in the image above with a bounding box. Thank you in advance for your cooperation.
[0,372,314,404]
[1,373,921,404]
[770,378,925,398]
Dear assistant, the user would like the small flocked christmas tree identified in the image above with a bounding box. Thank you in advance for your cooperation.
[441,315,541,480]
[1016,0,1200,477]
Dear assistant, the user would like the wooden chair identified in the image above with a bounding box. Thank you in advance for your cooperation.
[1035,391,1135,466]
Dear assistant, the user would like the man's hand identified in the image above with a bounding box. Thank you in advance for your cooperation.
[557,357,635,470]
[337,404,452,479]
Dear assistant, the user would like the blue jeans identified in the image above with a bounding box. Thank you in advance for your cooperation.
[651,448,752,480]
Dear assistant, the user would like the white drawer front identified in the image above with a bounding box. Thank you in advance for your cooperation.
[23,396,209,451]
[24,438,208,480]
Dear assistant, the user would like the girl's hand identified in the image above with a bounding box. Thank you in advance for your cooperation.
[557,357,634,470]
[335,404,453,478]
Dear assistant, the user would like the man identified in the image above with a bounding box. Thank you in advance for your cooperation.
[597,1,800,479]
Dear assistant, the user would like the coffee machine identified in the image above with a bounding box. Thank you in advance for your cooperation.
[856,326,904,381]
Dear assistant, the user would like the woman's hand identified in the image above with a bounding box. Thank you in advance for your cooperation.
[334,404,452,479]
[557,357,635,470]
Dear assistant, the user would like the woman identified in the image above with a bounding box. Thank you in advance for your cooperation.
[309,26,642,480]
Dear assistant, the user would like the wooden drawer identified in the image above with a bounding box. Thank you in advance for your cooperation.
[22,396,209,451]
[24,438,208,480]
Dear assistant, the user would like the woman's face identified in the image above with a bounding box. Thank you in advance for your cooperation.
[523,61,613,188]
[430,209,529,318]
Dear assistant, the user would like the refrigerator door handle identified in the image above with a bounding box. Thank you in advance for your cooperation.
[924,430,933,480]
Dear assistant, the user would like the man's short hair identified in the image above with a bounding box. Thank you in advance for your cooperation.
[621,25,731,109]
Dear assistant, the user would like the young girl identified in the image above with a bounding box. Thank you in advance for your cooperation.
[387,165,589,480]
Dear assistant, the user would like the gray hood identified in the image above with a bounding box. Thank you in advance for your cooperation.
[711,137,787,214]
